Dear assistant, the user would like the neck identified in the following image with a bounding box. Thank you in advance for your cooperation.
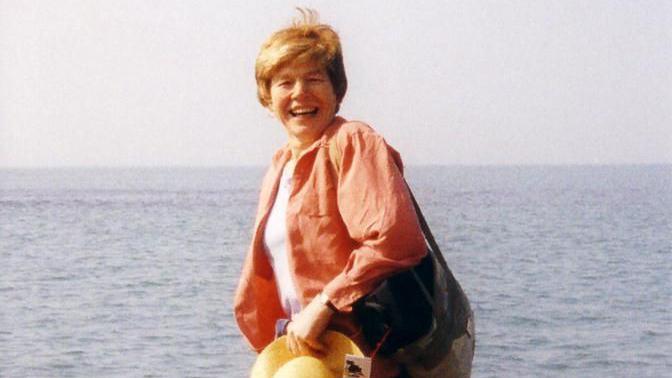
[284,116,340,161]
[287,137,316,162]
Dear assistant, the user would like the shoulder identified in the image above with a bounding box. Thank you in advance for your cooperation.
[327,117,386,150]
[326,117,404,171]
[260,147,289,187]
[267,146,290,174]
[271,146,289,163]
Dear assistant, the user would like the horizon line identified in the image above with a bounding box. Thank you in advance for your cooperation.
[1,162,670,169]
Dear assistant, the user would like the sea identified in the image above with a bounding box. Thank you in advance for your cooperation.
[1,165,670,377]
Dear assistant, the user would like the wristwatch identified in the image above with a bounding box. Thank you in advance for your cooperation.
[318,292,338,313]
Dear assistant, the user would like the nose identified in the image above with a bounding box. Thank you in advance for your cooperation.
[290,79,308,99]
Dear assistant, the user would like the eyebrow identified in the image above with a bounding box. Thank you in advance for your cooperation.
[274,70,325,81]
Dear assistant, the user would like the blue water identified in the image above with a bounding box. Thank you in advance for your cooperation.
[1,166,670,377]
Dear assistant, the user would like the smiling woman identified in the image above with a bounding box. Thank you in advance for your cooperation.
[267,61,338,154]
[254,10,346,160]
[234,9,474,378]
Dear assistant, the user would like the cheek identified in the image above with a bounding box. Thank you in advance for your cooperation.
[320,87,337,109]
[324,94,338,113]
[269,92,288,113]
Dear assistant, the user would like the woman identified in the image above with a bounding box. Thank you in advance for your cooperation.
[234,11,437,377]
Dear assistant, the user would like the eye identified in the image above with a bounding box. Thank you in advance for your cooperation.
[307,75,325,83]
[273,79,292,89]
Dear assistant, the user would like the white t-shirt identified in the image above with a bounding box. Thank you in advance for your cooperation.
[263,163,302,317]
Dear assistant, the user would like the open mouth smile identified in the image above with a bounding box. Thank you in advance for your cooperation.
[289,107,318,117]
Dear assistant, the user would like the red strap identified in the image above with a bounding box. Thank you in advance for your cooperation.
[370,327,392,360]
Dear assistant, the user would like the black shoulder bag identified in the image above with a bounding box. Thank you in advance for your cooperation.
[353,181,472,368]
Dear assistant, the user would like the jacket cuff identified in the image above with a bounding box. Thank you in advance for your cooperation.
[322,275,372,312]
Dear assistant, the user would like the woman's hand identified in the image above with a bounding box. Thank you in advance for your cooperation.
[286,295,335,356]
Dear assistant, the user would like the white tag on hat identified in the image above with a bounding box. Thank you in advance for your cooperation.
[342,354,372,378]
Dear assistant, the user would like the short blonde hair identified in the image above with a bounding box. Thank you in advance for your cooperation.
[255,9,347,109]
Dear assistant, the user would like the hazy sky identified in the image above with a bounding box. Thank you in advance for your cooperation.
[1,0,670,167]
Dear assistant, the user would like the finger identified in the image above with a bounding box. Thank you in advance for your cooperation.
[286,332,299,356]
[303,337,326,354]
[290,339,300,356]
[285,322,298,355]
[288,333,312,356]
[291,337,304,356]
[295,338,313,356]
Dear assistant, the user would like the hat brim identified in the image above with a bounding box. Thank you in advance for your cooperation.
[251,330,363,378]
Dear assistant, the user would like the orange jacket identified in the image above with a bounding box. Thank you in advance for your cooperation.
[234,117,427,352]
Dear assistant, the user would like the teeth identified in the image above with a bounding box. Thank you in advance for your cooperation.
[291,107,317,116]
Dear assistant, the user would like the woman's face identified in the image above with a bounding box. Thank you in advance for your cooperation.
[268,60,338,146]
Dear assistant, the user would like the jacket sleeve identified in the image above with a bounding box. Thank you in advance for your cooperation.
[322,126,427,310]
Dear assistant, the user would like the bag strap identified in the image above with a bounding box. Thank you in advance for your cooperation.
[327,140,471,346]
[406,179,472,342]
[403,181,451,275]
[327,138,450,274]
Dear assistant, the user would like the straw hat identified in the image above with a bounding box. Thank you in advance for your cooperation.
[250,330,363,378]
[273,356,335,378]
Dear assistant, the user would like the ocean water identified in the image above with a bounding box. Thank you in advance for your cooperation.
[0,165,670,377]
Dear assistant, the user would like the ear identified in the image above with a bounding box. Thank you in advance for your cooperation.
[265,102,276,119]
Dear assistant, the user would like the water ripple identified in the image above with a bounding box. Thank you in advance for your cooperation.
[1,166,670,377]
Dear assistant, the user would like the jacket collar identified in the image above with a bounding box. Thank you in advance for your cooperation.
[273,116,346,165]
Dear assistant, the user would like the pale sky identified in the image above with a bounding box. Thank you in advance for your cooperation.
[1,0,670,167]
